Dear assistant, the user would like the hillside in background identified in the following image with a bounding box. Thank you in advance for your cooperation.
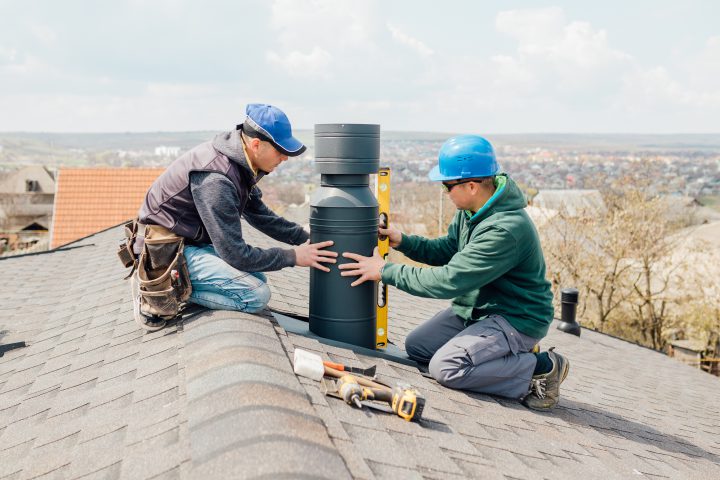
[3,131,720,155]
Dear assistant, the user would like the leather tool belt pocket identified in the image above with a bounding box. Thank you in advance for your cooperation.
[118,221,192,318]
[117,220,138,269]
[137,225,192,318]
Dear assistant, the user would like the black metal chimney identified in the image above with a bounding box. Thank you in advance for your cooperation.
[309,124,380,349]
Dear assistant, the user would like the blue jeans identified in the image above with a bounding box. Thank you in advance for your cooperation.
[184,245,271,313]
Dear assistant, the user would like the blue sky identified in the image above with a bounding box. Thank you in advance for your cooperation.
[1,0,719,133]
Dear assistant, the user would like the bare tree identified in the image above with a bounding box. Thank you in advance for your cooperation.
[540,203,636,332]
[538,187,715,351]
[620,191,682,349]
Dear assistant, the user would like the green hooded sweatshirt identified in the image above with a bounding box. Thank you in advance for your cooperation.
[381,174,554,339]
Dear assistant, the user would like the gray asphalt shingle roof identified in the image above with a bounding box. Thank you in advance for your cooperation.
[1,222,719,479]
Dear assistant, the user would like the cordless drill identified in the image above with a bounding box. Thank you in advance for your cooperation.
[336,375,425,422]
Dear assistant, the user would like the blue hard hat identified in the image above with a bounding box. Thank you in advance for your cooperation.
[428,135,499,181]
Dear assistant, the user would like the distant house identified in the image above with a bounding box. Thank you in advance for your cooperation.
[0,166,56,252]
[524,205,558,228]
[50,168,164,248]
[659,194,720,225]
[669,339,720,376]
[532,189,606,217]
[155,145,182,157]
[0,165,56,194]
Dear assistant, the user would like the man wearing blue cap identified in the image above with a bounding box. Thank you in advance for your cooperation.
[340,135,569,410]
[132,104,337,331]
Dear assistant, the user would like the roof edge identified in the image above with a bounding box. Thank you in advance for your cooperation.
[1,220,128,261]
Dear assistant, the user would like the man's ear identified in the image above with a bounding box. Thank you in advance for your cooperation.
[247,137,261,152]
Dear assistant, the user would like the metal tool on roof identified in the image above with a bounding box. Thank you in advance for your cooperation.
[322,375,426,422]
[293,349,427,422]
[0,341,26,358]
[375,167,391,349]
[309,124,380,350]
[323,364,388,390]
[323,360,377,378]
[389,382,426,422]
[293,348,378,382]
[337,374,389,408]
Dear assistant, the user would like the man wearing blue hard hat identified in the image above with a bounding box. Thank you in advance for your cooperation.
[341,135,568,410]
[128,104,337,331]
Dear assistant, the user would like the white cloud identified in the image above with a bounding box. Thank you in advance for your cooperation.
[489,7,720,127]
[387,23,434,57]
[28,23,57,44]
[266,47,333,79]
[494,7,632,87]
[260,1,440,125]
[489,54,534,92]
[1,1,718,133]
[1,52,50,79]
[0,46,19,65]
[265,0,381,80]
[268,0,375,51]
[685,35,720,92]
[0,91,246,132]
[144,82,220,97]
[621,66,720,110]
[607,34,720,130]
[496,8,631,69]
[496,7,566,46]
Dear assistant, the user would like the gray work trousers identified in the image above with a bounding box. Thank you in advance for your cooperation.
[405,308,540,399]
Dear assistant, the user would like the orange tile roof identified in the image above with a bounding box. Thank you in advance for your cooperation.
[51,168,165,248]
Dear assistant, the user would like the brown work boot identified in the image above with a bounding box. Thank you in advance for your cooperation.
[521,347,570,410]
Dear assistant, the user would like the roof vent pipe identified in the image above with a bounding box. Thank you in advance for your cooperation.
[309,124,380,349]
[557,287,581,336]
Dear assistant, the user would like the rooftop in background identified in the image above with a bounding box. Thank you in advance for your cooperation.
[50,168,163,248]
[1,220,719,479]
[0,166,55,194]
[532,189,607,217]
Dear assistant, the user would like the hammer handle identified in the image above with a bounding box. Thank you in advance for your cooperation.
[324,366,390,391]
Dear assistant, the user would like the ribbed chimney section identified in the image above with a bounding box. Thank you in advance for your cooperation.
[309,124,380,349]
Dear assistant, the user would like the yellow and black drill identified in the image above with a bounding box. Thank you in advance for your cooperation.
[333,374,426,422]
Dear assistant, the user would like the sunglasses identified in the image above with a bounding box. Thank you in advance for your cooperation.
[441,179,476,193]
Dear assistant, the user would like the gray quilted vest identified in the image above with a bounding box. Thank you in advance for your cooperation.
[138,140,252,245]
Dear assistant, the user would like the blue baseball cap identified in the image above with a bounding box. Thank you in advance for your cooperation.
[241,103,306,157]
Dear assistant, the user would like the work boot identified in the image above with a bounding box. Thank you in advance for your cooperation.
[521,347,570,410]
[131,272,167,332]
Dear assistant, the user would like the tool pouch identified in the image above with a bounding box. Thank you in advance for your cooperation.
[136,225,192,318]
[117,220,138,269]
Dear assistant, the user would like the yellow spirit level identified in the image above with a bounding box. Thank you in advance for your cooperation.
[376,167,390,349]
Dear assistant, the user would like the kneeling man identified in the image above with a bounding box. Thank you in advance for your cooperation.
[340,135,568,410]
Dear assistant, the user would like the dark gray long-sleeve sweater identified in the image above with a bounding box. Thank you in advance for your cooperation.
[190,171,309,272]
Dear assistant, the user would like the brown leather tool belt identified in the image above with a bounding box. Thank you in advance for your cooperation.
[118,220,192,318]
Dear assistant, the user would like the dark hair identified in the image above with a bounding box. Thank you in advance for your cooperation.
[238,121,272,144]
[476,176,496,190]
